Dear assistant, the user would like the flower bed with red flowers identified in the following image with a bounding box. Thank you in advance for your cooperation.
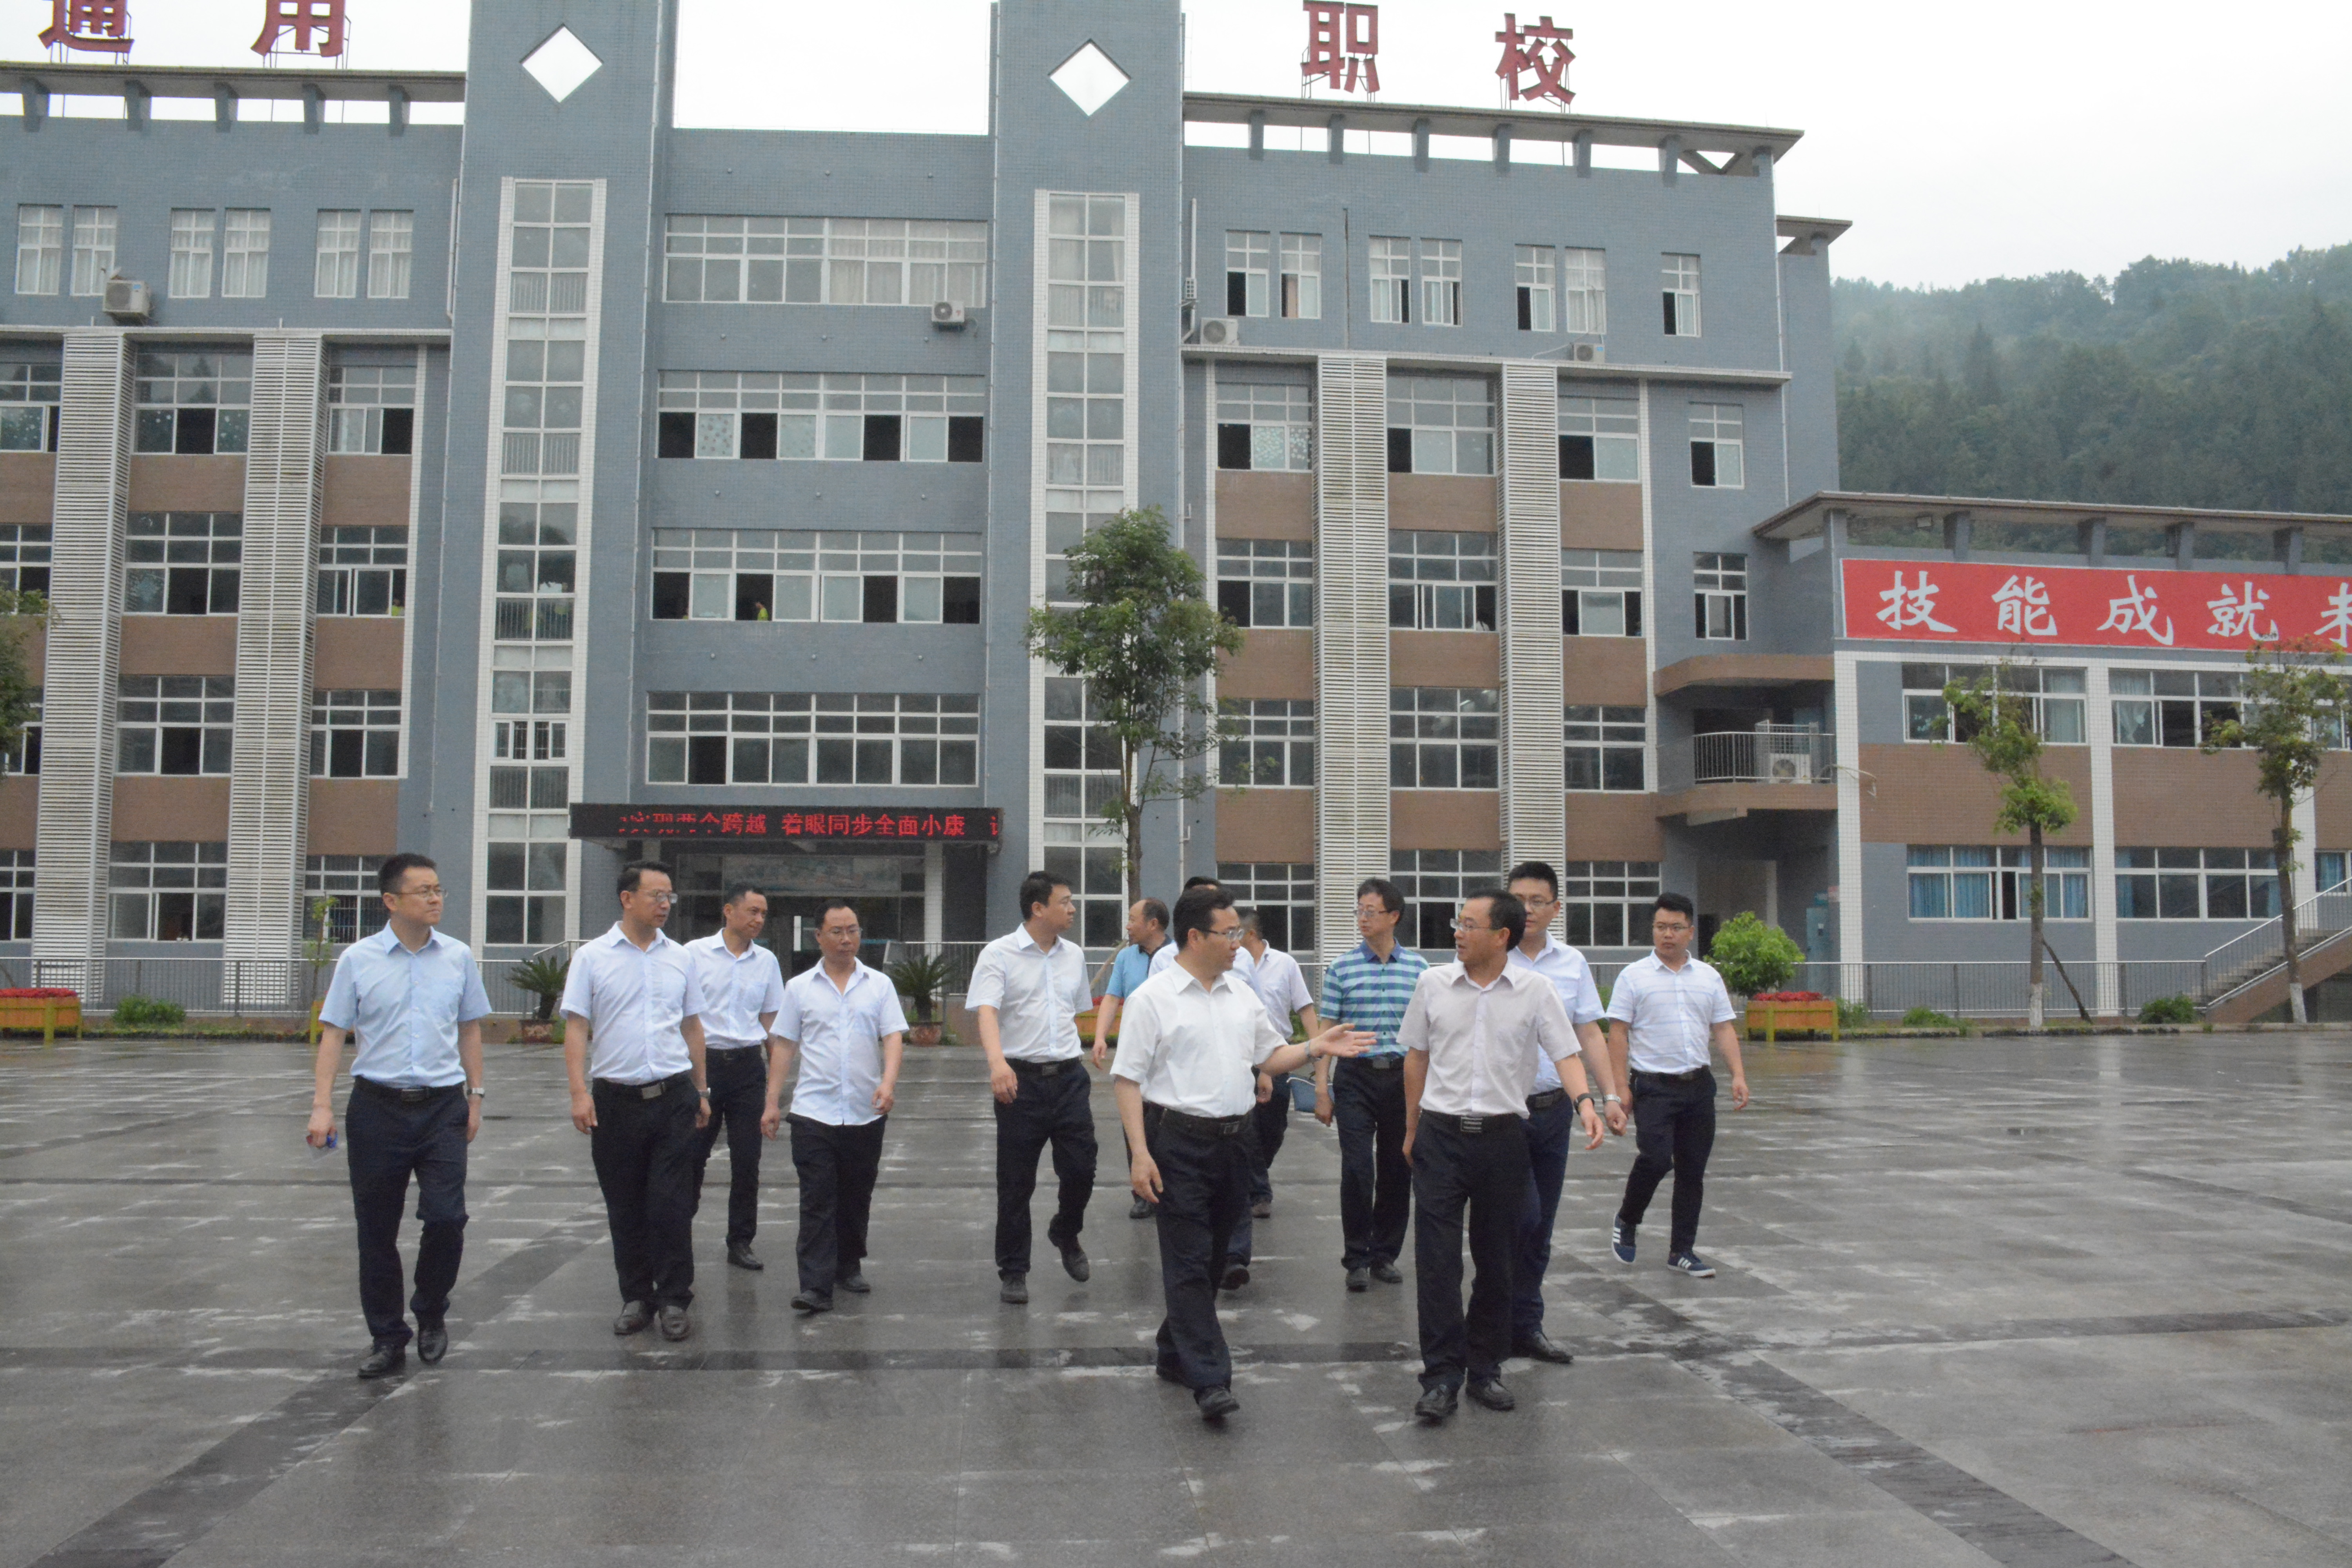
[1749,991,1825,1003]
[0,988,77,999]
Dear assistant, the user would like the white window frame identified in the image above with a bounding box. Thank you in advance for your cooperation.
[662,215,988,308]
[1388,530,1498,632]
[1515,245,1554,333]
[1216,538,1314,629]
[1214,380,1312,473]
[0,363,60,453]
[15,205,62,296]
[1663,253,1700,336]
[1689,402,1744,488]
[1389,687,1501,790]
[1903,662,2087,745]
[316,525,408,616]
[69,206,117,296]
[1566,706,1646,791]
[1279,232,1321,319]
[116,676,235,776]
[1562,247,1606,335]
[1909,846,2092,922]
[1694,551,1748,641]
[1224,230,1270,318]
[367,210,414,300]
[109,842,228,942]
[647,691,981,786]
[315,209,361,298]
[221,209,270,299]
[1369,236,1411,324]
[1219,697,1315,788]
[168,210,216,299]
[1419,238,1463,328]
[1387,374,1495,476]
[310,689,402,779]
[1559,394,1639,483]
[1563,549,1642,637]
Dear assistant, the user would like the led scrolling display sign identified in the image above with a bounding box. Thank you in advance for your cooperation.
[1839,558,2352,653]
[571,805,1002,845]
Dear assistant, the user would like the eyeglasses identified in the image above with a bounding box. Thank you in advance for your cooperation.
[1354,906,1391,921]
[1450,920,1498,934]
[633,890,679,906]
[397,885,445,900]
[1652,920,1692,934]
[1205,927,1244,943]
[1518,895,1557,911]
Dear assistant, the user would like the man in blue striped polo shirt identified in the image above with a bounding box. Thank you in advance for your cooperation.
[1316,877,1428,1291]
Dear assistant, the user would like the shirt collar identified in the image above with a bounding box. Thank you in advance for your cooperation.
[1013,926,1065,956]
[1354,939,1405,965]
[369,924,447,957]
[601,922,675,953]
[1171,963,1240,996]
[691,932,765,961]
[1444,960,1525,991]
[807,959,873,992]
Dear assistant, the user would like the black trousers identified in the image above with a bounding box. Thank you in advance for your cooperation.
[788,1114,887,1298]
[345,1084,468,1348]
[1146,1110,1253,1390]
[1512,1095,1576,1339]
[1334,1059,1412,1269]
[1412,1116,1529,1390]
[1247,1073,1290,1202]
[590,1077,702,1308]
[1617,1068,1717,1257]
[992,1063,1096,1278]
[689,1045,768,1247]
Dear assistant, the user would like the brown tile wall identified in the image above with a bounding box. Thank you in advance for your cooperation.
[2314,754,2352,848]
[113,776,230,841]
[1392,631,1498,688]
[1213,788,1314,862]
[321,456,414,528]
[128,456,243,512]
[314,620,404,690]
[0,777,34,849]
[1858,743,2096,846]
[1561,482,1642,549]
[1563,639,1648,704]
[309,780,400,855]
[1564,792,1666,861]
[1214,471,1314,540]
[1393,790,1500,850]
[1389,475,1495,532]
[2110,750,2278,846]
[0,454,54,524]
[1218,630,1312,699]
[120,617,237,676]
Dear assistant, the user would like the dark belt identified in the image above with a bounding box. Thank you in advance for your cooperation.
[1525,1088,1566,1111]
[1346,1054,1404,1072]
[1633,1065,1710,1084]
[593,1071,694,1101]
[1421,1109,1519,1136]
[352,1078,463,1106]
[705,1042,763,1058]
[1008,1056,1082,1078]
[1155,1105,1250,1139]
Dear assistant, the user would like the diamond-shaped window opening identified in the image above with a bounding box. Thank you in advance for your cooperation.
[1049,42,1129,117]
[522,26,603,104]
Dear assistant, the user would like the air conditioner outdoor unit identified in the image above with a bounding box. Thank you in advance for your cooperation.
[1569,341,1606,364]
[103,276,151,321]
[1767,752,1811,784]
[929,300,967,328]
[1196,316,1241,346]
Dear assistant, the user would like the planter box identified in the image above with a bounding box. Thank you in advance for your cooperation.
[0,993,82,1042]
[1745,999,1838,1041]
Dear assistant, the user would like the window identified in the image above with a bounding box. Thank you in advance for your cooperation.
[69,207,116,296]
[168,210,215,299]
[1694,552,1748,641]
[1216,538,1313,628]
[1419,239,1463,327]
[1040,674,1125,942]
[1689,403,1743,488]
[501,323,586,479]
[1225,230,1270,317]
[650,529,982,625]
[1392,849,1505,950]
[1662,253,1700,336]
[1043,196,1131,607]
[1215,379,1312,472]
[0,526,48,598]
[485,840,566,947]
[488,752,569,812]
[4,687,41,775]
[0,363,60,454]
[314,210,362,298]
[1217,861,1315,952]
[1563,549,1642,636]
[117,677,234,775]
[2318,851,2349,893]
[367,211,413,299]
[1390,688,1500,789]
[2115,848,2279,920]
[655,372,983,463]
[1562,247,1606,335]
[1388,531,1497,631]
[1565,706,1645,791]
[316,526,407,616]
[125,513,240,615]
[0,850,31,938]
[309,690,400,778]
[1219,698,1314,787]
[222,209,270,299]
[306,855,387,944]
[662,215,989,307]
[648,691,979,786]
[135,352,252,456]
[1386,375,1495,476]
[1560,861,1661,947]
[1369,236,1411,323]
[15,205,62,295]
[1279,233,1321,319]
[1907,846,2091,920]
[327,364,417,455]
[2111,670,2243,748]
[1559,394,1639,481]
[109,842,227,942]
[490,668,571,772]
[1903,662,2085,744]
[494,499,576,642]
[1515,246,1554,332]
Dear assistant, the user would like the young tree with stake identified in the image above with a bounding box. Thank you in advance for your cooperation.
[1944,662,2082,1031]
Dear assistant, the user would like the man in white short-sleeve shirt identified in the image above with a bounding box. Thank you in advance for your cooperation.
[561,860,710,1342]
[684,883,788,1273]
[1604,892,1748,1280]
[1221,907,1322,1286]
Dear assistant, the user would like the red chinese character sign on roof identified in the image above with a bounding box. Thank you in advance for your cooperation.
[40,0,132,54]
[1303,3,1379,95]
[253,0,345,58]
[1836,558,2351,653]
[1495,13,1574,107]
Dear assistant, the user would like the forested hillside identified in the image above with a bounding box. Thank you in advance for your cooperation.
[1833,245,2352,514]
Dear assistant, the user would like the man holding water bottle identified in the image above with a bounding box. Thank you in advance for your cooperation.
[306,853,494,1379]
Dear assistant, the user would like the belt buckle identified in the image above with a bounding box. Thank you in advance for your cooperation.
[639,1082,664,1100]
[398,1087,429,1105]
[1459,1114,1485,1134]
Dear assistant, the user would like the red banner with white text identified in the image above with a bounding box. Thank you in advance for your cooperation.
[1838,558,2352,653]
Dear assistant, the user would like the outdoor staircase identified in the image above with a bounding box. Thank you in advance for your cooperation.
[2198,886,2352,1023]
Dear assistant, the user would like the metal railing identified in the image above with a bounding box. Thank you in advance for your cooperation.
[1659,726,1835,793]
[2198,884,2352,1005]
[1756,960,2207,1020]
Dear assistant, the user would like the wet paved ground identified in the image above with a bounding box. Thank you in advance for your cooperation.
[2,1031,2348,1567]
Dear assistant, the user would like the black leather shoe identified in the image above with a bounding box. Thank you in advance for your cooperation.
[1059,1245,1091,1283]
[838,1270,870,1294]
[1129,1196,1155,1219]
[1512,1330,1574,1365]
[1219,1263,1250,1291]
[1370,1260,1404,1285]
[726,1242,763,1271]
[1466,1378,1516,1412]
[1195,1385,1240,1421]
[1250,1199,1272,1218]
[613,1301,653,1336]
[357,1343,406,1379]
[1000,1275,1030,1305]
[1414,1383,1458,1422]
[415,1320,448,1365]
[1345,1266,1371,1292]
[657,1305,691,1342]
[789,1291,833,1314]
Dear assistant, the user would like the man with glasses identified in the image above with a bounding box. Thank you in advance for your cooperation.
[1400,891,1604,1421]
[1114,883,1372,1420]
[1606,891,1749,1279]
[1503,861,1625,1365]
[967,870,1095,1305]
[562,861,711,1341]
[1317,877,1428,1292]
[684,883,787,1272]
[306,853,493,1378]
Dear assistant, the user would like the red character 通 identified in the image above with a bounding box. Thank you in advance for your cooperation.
[40,0,132,54]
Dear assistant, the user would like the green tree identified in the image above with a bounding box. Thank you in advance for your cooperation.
[2200,641,2349,1024]
[1944,662,2084,1029]
[1705,912,1803,997]
[1024,508,1242,906]
[0,584,45,766]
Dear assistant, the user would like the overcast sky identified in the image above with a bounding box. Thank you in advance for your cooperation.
[9,0,2348,288]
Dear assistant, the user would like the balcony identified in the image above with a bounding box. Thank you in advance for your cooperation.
[1655,726,1837,823]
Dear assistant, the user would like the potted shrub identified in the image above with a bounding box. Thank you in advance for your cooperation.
[1708,913,1832,1039]
[511,955,570,1044]
[886,951,952,1046]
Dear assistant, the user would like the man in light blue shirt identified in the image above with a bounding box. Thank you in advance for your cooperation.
[305,853,494,1379]
[1093,898,1170,1220]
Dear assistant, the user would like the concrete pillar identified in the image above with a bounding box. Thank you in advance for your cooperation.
[1497,361,1564,877]
[923,841,944,946]
[1313,353,1389,962]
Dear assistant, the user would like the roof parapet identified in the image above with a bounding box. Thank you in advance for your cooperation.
[1183,91,1798,173]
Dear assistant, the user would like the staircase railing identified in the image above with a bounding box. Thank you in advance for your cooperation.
[2199,883,2352,1005]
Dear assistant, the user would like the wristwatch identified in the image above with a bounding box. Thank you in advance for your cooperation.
[1572,1093,1595,1110]
[1602,1093,1622,1103]
[466,1086,487,1099]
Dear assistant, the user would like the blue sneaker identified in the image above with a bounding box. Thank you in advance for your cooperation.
[1666,1251,1715,1278]
[1609,1217,1635,1266]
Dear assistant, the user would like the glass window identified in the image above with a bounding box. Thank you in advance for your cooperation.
[221,209,270,299]
[1216,537,1313,628]
[1566,706,1645,791]
[657,371,983,464]
[0,524,51,597]
[1515,245,1554,332]
[168,209,215,299]
[134,352,253,455]
[1390,687,1500,789]
[1217,861,1315,952]
[1219,698,1314,787]
[306,854,388,944]
[646,691,979,786]
[1279,233,1321,319]
[650,528,980,626]
[309,690,401,777]
[1418,238,1463,328]
[315,210,361,298]
[2115,846,2279,920]
[1388,531,1497,631]
[1903,662,2085,744]
[2110,669,2243,748]
[3,686,42,776]
[1214,378,1312,472]
[663,215,987,307]
[15,205,62,296]
[1909,845,2090,921]
[69,207,116,297]
[492,498,578,642]
[327,364,418,456]
[1391,849,1507,950]
[125,513,240,614]
[1224,230,1270,317]
[1561,247,1606,335]
[1563,549,1642,637]
[1554,861,1660,949]
[1385,374,1495,476]
[116,677,234,776]
[1694,552,1748,641]
[109,842,228,942]
[1559,394,1639,482]
[0,849,32,938]
[1662,252,1700,336]
[0,362,61,454]
[1689,402,1744,488]
[316,525,408,615]
[1369,236,1410,324]
[367,211,414,300]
